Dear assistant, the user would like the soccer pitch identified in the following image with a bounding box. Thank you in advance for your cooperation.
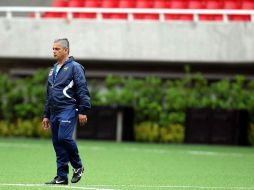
[0,138,253,190]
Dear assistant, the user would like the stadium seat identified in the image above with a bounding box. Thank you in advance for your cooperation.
[134,0,159,20]
[52,0,69,7]
[153,0,170,8]
[68,0,85,18]
[240,0,254,21]
[114,0,136,19]
[79,0,101,19]
[242,0,254,9]
[188,0,206,9]
[165,0,192,21]
[224,0,248,21]
[101,0,119,19]
[43,0,68,18]
[200,0,223,21]
[188,0,206,21]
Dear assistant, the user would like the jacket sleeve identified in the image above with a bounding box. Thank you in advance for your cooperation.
[73,63,91,115]
[43,85,50,119]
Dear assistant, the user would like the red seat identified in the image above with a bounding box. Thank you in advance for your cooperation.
[52,0,69,7]
[134,0,159,20]
[223,0,241,9]
[68,0,84,7]
[153,0,170,8]
[118,0,136,8]
[101,0,119,19]
[170,0,187,8]
[68,0,85,18]
[224,0,247,21]
[79,0,101,19]
[241,0,254,21]
[165,0,192,21]
[188,0,206,21]
[242,0,254,9]
[188,0,206,9]
[42,12,66,18]
[43,0,68,18]
[115,0,136,19]
[200,0,223,21]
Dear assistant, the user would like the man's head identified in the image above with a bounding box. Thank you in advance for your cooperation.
[53,38,70,61]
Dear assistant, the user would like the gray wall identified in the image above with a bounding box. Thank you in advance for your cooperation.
[0,18,254,63]
[0,0,52,7]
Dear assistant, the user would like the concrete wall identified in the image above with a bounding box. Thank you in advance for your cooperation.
[0,18,254,63]
[0,0,52,7]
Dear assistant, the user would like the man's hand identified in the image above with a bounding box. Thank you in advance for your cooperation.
[42,118,50,130]
[79,114,87,126]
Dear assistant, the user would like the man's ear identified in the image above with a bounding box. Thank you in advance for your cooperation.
[64,48,69,54]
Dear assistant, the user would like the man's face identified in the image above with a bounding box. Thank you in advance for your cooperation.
[52,42,68,60]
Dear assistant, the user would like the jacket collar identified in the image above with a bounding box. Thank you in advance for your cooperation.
[54,56,74,67]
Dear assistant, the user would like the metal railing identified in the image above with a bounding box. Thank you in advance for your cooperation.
[0,6,254,22]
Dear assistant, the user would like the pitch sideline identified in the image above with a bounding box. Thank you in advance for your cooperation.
[0,183,115,190]
[0,183,254,190]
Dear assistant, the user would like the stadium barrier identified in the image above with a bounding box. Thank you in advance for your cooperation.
[76,106,134,142]
[185,108,249,146]
[0,6,254,23]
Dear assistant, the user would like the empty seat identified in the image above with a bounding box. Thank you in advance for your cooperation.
[114,0,136,19]
[205,0,223,9]
[170,0,187,8]
[118,0,136,8]
[188,0,206,9]
[188,0,206,21]
[153,0,170,20]
[153,0,170,8]
[52,0,69,7]
[79,0,101,19]
[101,0,119,19]
[43,0,68,18]
[68,0,84,7]
[242,0,254,9]
[68,0,85,18]
[223,0,241,9]
[165,0,192,21]
[241,0,254,21]
[200,0,223,21]
[42,12,66,18]
[134,0,159,20]
[224,0,247,21]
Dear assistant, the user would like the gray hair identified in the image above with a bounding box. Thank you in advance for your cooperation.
[54,38,70,54]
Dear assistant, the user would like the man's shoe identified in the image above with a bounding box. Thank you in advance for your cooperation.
[71,167,84,183]
[45,176,68,185]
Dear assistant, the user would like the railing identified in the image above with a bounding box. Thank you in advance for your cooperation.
[0,6,254,23]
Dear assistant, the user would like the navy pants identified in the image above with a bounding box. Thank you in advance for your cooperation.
[50,109,82,180]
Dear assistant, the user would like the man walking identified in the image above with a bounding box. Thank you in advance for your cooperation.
[42,38,91,185]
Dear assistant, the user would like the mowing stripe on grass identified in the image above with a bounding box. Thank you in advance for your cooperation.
[1,142,253,158]
[0,183,115,190]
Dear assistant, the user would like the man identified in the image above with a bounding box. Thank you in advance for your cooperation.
[42,38,91,185]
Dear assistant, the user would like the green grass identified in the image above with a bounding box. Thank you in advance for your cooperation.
[0,138,253,190]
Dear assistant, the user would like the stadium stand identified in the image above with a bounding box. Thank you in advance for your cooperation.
[40,0,254,22]
[1,0,254,80]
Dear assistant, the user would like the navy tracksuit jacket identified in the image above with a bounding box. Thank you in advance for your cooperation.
[43,56,91,179]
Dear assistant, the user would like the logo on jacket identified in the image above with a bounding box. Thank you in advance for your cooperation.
[61,120,71,123]
[64,66,69,71]
[49,69,53,76]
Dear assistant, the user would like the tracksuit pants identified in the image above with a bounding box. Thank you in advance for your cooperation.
[50,108,82,180]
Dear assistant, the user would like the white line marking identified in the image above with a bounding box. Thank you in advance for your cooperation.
[87,184,254,190]
[0,183,115,190]
[1,183,254,190]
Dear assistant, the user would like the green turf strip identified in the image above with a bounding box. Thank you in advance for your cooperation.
[0,138,253,190]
